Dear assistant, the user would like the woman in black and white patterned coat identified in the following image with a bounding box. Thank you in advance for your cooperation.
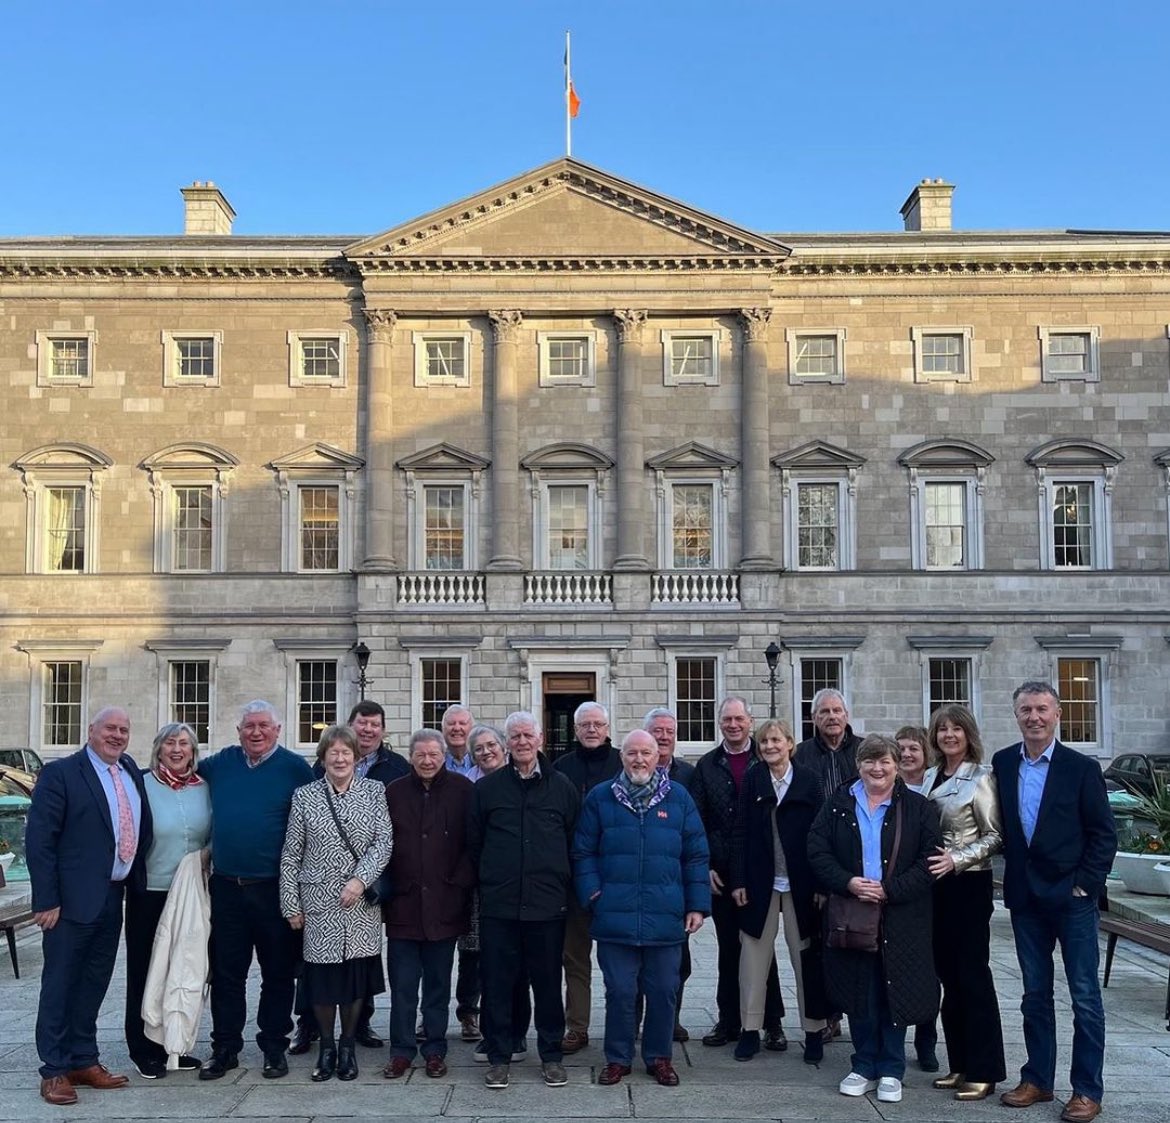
[280,725,393,1082]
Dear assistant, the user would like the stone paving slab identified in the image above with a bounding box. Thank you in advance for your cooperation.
[229,1082,451,1117]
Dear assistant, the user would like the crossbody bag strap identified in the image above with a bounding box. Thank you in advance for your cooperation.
[322,783,362,864]
[888,797,904,872]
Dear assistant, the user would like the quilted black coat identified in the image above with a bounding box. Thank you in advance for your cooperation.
[689,738,761,880]
[807,779,942,1027]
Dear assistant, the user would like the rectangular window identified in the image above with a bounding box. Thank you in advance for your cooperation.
[1057,657,1099,746]
[1040,327,1100,382]
[300,337,341,381]
[169,660,210,745]
[1052,482,1094,568]
[799,658,842,742]
[172,485,213,572]
[45,486,86,572]
[51,337,90,380]
[928,657,972,712]
[797,483,839,569]
[43,660,83,747]
[921,333,963,374]
[925,482,966,569]
[427,339,464,381]
[675,657,716,744]
[546,485,589,570]
[177,337,216,380]
[548,338,586,380]
[296,660,337,746]
[795,335,838,377]
[424,485,466,570]
[299,485,340,571]
[421,658,462,729]
[661,329,721,386]
[671,484,713,568]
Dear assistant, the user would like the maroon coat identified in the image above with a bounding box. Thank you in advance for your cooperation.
[384,768,476,941]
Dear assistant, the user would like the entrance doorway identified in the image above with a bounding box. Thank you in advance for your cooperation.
[542,672,595,760]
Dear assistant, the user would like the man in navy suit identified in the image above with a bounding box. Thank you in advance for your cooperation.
[992,681,1116,1123]
[26,706,153,1106]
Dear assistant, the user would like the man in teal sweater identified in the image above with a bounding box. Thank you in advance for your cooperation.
[197,701,313,1081]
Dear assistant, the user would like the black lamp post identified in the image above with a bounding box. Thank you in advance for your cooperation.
[352,641,371,701]
[764,641,781,718]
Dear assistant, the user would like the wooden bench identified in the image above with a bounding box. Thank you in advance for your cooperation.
[1100,908,1170,1029]
[0,906,33,979]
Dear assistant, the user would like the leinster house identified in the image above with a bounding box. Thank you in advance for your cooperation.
[1,160,1169,763]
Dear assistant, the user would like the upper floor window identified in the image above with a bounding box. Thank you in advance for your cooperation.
[37,330,96,387]
[45,487,87,572]
[899,439,992,571]
[424,485,467,570]
[795,482,842,569]
[142,442,236,574]
[661,329,721,386]
[288,331,348,388]
[299,486,340,570]
[649,442,735,571]
[911,326,972,383]
[1026,439,1121,571]
[270,443,362,573]
[538,331,597,387]
[399,443,488,572]
[522,443,611,571]
[162,330,222,387]
[786,328,846,384]
[1039,326,1100,383]
[774,440,864,572]
[171,486,214,571]
[412,331,472,387]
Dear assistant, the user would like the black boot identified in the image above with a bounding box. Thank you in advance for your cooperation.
[289,1019,318,1056]
[336,1036,358,1081]
[311,1042,337,1082]
[803,1030,824,1066]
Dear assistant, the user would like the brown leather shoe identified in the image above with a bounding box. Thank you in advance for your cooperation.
[1001,1081,1056,1108]
[66,1064,129,1089]
[647,1058,680,1086]
[561,1029,589,1054]
[1061,1094,1102,1123]
[40,1075,78,1106]
[383,1056,412,1079]
[425,1055,449,1078]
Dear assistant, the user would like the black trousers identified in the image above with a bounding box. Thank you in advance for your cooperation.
[710,891,784,1030]
[124,888,169,1065]
[208,875,299,1056]
[480,916,565,1064]
[455,946,480,1019]
[933,869,1007,1083]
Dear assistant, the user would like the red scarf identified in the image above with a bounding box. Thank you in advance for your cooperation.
[154,762,204,791]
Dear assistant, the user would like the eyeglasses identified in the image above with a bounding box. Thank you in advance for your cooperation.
[473,739,501,755]
[577,721,608,730]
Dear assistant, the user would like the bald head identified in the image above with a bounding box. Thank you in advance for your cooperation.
[621,729,658,785]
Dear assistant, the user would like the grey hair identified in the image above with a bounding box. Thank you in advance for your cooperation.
[810,688,847,715]
[409,728,446,755]
[574,701,609,724]
[89,705,129,728]
[504,710,542,736]
[718,695,753,719]
[149,722,200,770]
[469,723,506,751]
[441,704,472,728]
[1012,681,1061,706]
[643,707,677,728]
[239,699,281,725]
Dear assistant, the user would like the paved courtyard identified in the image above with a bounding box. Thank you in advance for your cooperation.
[1,905,1168,1122]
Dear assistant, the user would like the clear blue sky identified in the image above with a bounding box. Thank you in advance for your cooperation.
[2,0,1167,238]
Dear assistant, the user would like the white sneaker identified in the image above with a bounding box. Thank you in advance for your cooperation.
[839,1072,879,1096]
[877,1077,903,1102]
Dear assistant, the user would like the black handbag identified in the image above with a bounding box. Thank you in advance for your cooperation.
[824,798,903,953]
[323,784,391,906]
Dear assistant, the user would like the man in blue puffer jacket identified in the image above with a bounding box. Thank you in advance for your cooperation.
[572,730,710,1088]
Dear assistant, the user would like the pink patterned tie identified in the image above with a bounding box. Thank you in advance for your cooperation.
[109,764,137,863]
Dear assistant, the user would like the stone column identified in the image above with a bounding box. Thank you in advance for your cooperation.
[361,308,399,570]
[613,309,650,571]
[487,310,523,571]
[739,307,774,570]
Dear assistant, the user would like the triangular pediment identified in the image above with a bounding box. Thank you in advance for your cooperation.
[346,159,789,263]
[269,442,364,472]
[771,440,866,471]
[396,443,490,472]
[647,442,738,471]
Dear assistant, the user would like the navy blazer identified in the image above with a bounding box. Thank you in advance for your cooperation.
[991,740,1116,910]
[26,748,154,922]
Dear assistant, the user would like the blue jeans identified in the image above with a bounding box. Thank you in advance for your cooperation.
[387,936,457,1059]
[597,941,682,1068]
[1010,896,1105,1102]
[848,954,906,1080]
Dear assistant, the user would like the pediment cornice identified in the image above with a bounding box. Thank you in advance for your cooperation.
[269,442,364,472]
[771,440,866,472]
[647,441,738,471]
[396,443,490,473]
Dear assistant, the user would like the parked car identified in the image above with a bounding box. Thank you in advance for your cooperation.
[1103,753,1170,797]
[0,748,43,775]
[0,766,35,797]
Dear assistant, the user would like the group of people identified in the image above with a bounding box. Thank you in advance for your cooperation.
[25,680,1115,1122]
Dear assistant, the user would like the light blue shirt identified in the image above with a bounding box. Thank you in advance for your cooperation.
[143,773,212,891]
[851,778,891,881]
[86,746,143,881]
[1018,741,1055,845]
[445,751,482,782]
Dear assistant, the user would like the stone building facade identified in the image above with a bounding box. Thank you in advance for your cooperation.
[1,160,1168,762]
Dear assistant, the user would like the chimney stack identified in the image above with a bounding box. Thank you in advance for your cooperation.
[900,178,954,232]
[181,181,236,236]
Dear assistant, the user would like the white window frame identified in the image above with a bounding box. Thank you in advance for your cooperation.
[162,329,222,387]
[909,474,985,570]
[781,477,857,571]
[145,639,229,748]
[656,476,728,570]
[272,640,349,752]
[786,327,846,385]
[911,325,973,384]
[409,479,476,571]
[1034,635,1121,759]
[18,454,109,576]
[533,478,601,569]
[788,650,851,744]
[288,330,349,388]
[36,330,96,387]
[1038,475,1111,571]
[272,445,362,575]
[408,651,469,733]
[412,331,473,388]
[537,331,597,388]
[1054,656,1105,756]
[905,636,992,723]
[152,478,227,574]
[16,640,103,759]
[292,483,345,573]
[660,328,722,387]
[1039,326,1100,383]
[666,651,726,755]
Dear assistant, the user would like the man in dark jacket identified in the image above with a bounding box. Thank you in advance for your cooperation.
[553,701,621,1053]
[690,696,787,1049]
[381,730,475,1080]
[469,711,580,1090]
[794,688,863,798]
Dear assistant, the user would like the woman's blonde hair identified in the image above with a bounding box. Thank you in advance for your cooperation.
[149,722,200,771]
[754,718,795,748]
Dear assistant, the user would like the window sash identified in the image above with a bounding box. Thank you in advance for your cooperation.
[675,657,716,743]
[43,660,83,746]
[798,658,842,742]
[300,337,341,381]
[928,657,972,711]
[671,485,713,569]
[421,658,462,729]
[546,485,589,570]
[797,483,839,569]
[924,482,967,569]
[1052,482,1094,568]
[45,486,86,572]
[169,660,210,745]
[794,334,838,376]
[670,336,713,380]
[1047,332,1090,374]
[1057,657,1099,745]
[426,339,465,381]
[296,660,337,745]
[50,338,89,380]
[546,338,588,381]
[423,486,466,570]
[176,337,216,379]
[172,485,213,572]
[299,486,340,571]
[921,333,964,373]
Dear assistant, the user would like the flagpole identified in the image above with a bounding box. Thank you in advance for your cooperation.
[565,30,572,157]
